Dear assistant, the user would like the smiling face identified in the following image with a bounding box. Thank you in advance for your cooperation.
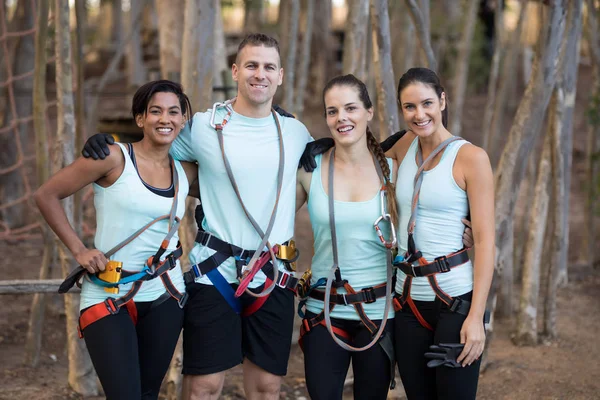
[399,82,446,138]
[324,85,374,147]
[232,45,283,116]
[135,92,185,146]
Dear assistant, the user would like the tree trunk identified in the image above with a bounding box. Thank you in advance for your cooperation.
[486,0,568,337]
[294,0,315,120]
[342,0,369,80]
[25,0,51,368]
[181,0,215,112]
[155,0,184,81]
[481,0,506,149]
[404,0,436,71]
[73,0,86,237]
[213,0,228,101]
[449,0,479,136]
[282,0,300,112]
[308,0,332,106]
[112,0,123,48]
[278,0,291,69]
[244,0,265,33]
[0,0,35,229]
[166,1,216,396]
[486,1,527,159]
[54,0,98,395]
[584,0,600,270]
[389,1,415,83]
[370,0,399,138]
[126,0,147,88]
[513,117,553,346]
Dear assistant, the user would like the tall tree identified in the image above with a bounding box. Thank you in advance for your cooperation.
[155,0,184,81]
[308,0,332,105]
[449,0,479,136]
[485,1,527,161]
[370,0,399,138]
[481,0,507,150]
[244,0,265,32]
[584,0,600,271]
[487,0,567,328]
[25,0,51,368]
[294,0,315,119]
[343,0,369,81]
[126,0,147,88]
[542,0,583,339]
[282,0,300,112]
[404,0,436,71]
[54,0,98,395]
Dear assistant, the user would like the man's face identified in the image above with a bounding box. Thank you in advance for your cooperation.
[232,45,283,109]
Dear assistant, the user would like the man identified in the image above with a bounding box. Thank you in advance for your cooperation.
[84,33,311,400]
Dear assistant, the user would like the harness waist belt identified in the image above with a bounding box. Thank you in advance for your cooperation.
[396,248,469,278]
[309,283,387,305]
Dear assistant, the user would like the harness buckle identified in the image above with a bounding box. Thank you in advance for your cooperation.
[178,292,189,308]
[104,298,119,315]
[201,231,213,246]
[434,255,451,273]
[362,287,377,304]
[411,264,419,277]
[449,297,463,313]
[276,272,289,289]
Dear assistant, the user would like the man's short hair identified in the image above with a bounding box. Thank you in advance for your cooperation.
[235,33,281,64]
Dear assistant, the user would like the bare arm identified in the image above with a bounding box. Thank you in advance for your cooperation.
[180,161,200,199]
[455,144,495,366]
[295,168,311,212]
[34,145,124,273]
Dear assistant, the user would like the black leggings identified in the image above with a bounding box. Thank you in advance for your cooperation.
[394,291,481,400]
[303,311,394,400]
[82,296,184,400]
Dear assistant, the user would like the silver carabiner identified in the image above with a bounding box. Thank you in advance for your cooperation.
[374,214,397,249]
[209,101,227,129]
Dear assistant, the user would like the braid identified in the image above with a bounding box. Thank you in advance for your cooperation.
[366,128,398,227]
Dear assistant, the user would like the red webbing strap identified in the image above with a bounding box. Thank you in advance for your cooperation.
[298,316,352,352]
[241,277,273,317]
[78,299,138,338]
[427,274,454,306]
[399,275,434,331]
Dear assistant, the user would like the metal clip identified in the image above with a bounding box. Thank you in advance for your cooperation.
[374,214,397,249]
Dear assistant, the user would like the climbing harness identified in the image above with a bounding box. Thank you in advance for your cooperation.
[59,155,187,337]
[298,148,397,388]
[183,99,298,316]
[393,136,479,330]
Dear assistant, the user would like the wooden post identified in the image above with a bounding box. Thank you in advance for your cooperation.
[282,0,300,112]
[343,0,369,80]
[54,0,98,395]
[294,0,315,120]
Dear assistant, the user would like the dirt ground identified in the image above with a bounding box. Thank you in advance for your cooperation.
[1,65,599,399]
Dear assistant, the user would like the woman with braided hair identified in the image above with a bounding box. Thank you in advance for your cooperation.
[295,74,398,399]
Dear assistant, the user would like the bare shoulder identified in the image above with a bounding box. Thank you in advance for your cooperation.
[456,143,491,169]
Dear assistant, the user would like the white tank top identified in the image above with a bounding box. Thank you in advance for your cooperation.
[395,137,473,301]
[80,143,188,310]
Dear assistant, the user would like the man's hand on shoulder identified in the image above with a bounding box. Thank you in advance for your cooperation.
[82,133,115,160]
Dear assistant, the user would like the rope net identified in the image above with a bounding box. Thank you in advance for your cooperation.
[0,0,56,241]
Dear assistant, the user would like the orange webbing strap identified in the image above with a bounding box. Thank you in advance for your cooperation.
[298,316,352,352]
[397,275,434,331]
[78,298,138,338]
[343,282,378,335]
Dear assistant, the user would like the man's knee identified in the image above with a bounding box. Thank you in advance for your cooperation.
[182,373,225,400]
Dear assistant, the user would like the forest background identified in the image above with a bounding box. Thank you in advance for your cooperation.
[0,0,599,399]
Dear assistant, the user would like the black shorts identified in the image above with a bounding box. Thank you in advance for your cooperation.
[182,282,295,376]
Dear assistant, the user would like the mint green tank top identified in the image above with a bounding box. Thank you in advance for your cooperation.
[305,154,395,321]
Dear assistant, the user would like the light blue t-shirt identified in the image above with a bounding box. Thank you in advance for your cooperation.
[305,154,395,321]
[395,137,473,301]
[80,143,188,310]
[170,107,312,286]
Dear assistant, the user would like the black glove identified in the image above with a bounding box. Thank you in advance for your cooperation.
[424,343,464,368]
[380,129,407,152]
[194,204,205,230]
[299,137,335,172]
[273,104,295,118]
[82,133,114,160]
